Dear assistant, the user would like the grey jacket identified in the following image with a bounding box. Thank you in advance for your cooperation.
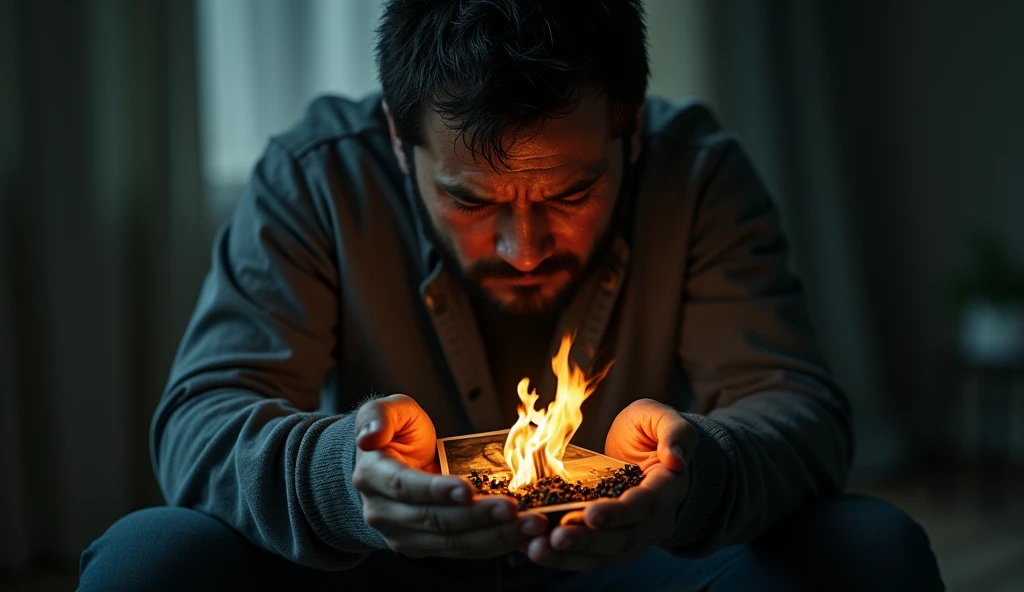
[151,94,853,570]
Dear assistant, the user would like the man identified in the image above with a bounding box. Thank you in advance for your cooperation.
[80,1,943,590]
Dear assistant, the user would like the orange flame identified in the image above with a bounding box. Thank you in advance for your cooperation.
[503,333,613,491]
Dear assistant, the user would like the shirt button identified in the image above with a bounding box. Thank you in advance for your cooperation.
[424,293,442,312]
[466,387,482,402]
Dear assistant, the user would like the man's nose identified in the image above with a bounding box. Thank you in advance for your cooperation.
[495,202,554,272]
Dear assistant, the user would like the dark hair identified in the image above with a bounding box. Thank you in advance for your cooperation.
[376,0,649,169]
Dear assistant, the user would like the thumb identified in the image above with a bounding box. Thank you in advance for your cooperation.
[355,393,417,451]
[654,408,698,473]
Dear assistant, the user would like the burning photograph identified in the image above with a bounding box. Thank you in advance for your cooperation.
[437,430,627,486]
[437,334,644,513]
[438,430,642,513]
[437,430,512,478]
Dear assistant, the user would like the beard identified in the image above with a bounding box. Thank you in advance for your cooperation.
[403,143,633,319]
[445,234,606,318]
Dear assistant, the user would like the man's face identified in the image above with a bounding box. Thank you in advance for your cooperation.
[387,94,640,316]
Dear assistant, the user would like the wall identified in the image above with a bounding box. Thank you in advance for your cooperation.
[844,1,1024,460]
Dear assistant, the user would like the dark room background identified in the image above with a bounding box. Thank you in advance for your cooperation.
[2,1,1022,589]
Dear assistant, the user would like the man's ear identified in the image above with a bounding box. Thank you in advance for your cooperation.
[382,100,410,175]
[629,103,645,164]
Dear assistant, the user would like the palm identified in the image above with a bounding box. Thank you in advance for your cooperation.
[521,400,694,571]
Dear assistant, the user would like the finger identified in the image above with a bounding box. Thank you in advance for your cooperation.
[527,536,643,571]
[355,395,401,449]
[549,524,654,556]
[654,409,697,472]
[397,512,548,559]
[353,450,473,505]
[604,399,694,472]
[364,494,519,535]
[355,394,434,452]
[583,466,684,529]
[527,534,557,565]
[559,510,587,526]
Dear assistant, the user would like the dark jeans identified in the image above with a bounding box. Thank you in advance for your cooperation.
[79,494,943,591]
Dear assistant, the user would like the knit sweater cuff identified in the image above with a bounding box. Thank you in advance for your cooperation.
[661,412,733,554]
[298,412,388,554]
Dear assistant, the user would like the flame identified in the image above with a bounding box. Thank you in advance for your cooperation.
[502,333,613,491]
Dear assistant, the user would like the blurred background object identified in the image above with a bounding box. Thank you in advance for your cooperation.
[949,232,1024,365]
[1,1,1022,589]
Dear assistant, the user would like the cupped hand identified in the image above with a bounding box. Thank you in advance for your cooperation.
[352,394,547,559]
[524,398,697,571]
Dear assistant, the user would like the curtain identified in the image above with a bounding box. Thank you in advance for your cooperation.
[196,0,386,194]
[658,1,905,475]
[0,0,398,569]
[0,0,207,568]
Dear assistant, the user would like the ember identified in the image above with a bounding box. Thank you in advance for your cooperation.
[466,464,644,511]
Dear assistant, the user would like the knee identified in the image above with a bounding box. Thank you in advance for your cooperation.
[771,494,943,590]
[79,506,273,592]
[818,495,936,567]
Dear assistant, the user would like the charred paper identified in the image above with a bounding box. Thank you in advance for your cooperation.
[437,429,644,514]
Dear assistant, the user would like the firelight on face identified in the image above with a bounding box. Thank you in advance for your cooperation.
[465,252,582,314]
[400,93,631,316]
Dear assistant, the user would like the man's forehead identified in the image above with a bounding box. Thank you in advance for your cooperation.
[430,146,610,185]
[421,94,614,177]
[434,154,614,195]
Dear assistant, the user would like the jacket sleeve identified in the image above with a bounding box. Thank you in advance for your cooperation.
[150,139,386,570]
[663,138,855,556]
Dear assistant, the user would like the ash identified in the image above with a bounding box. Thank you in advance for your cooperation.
[467,464,644,510]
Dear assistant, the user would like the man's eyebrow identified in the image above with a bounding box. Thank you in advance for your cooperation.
[434,160,610,204]
[434,180,492,204]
